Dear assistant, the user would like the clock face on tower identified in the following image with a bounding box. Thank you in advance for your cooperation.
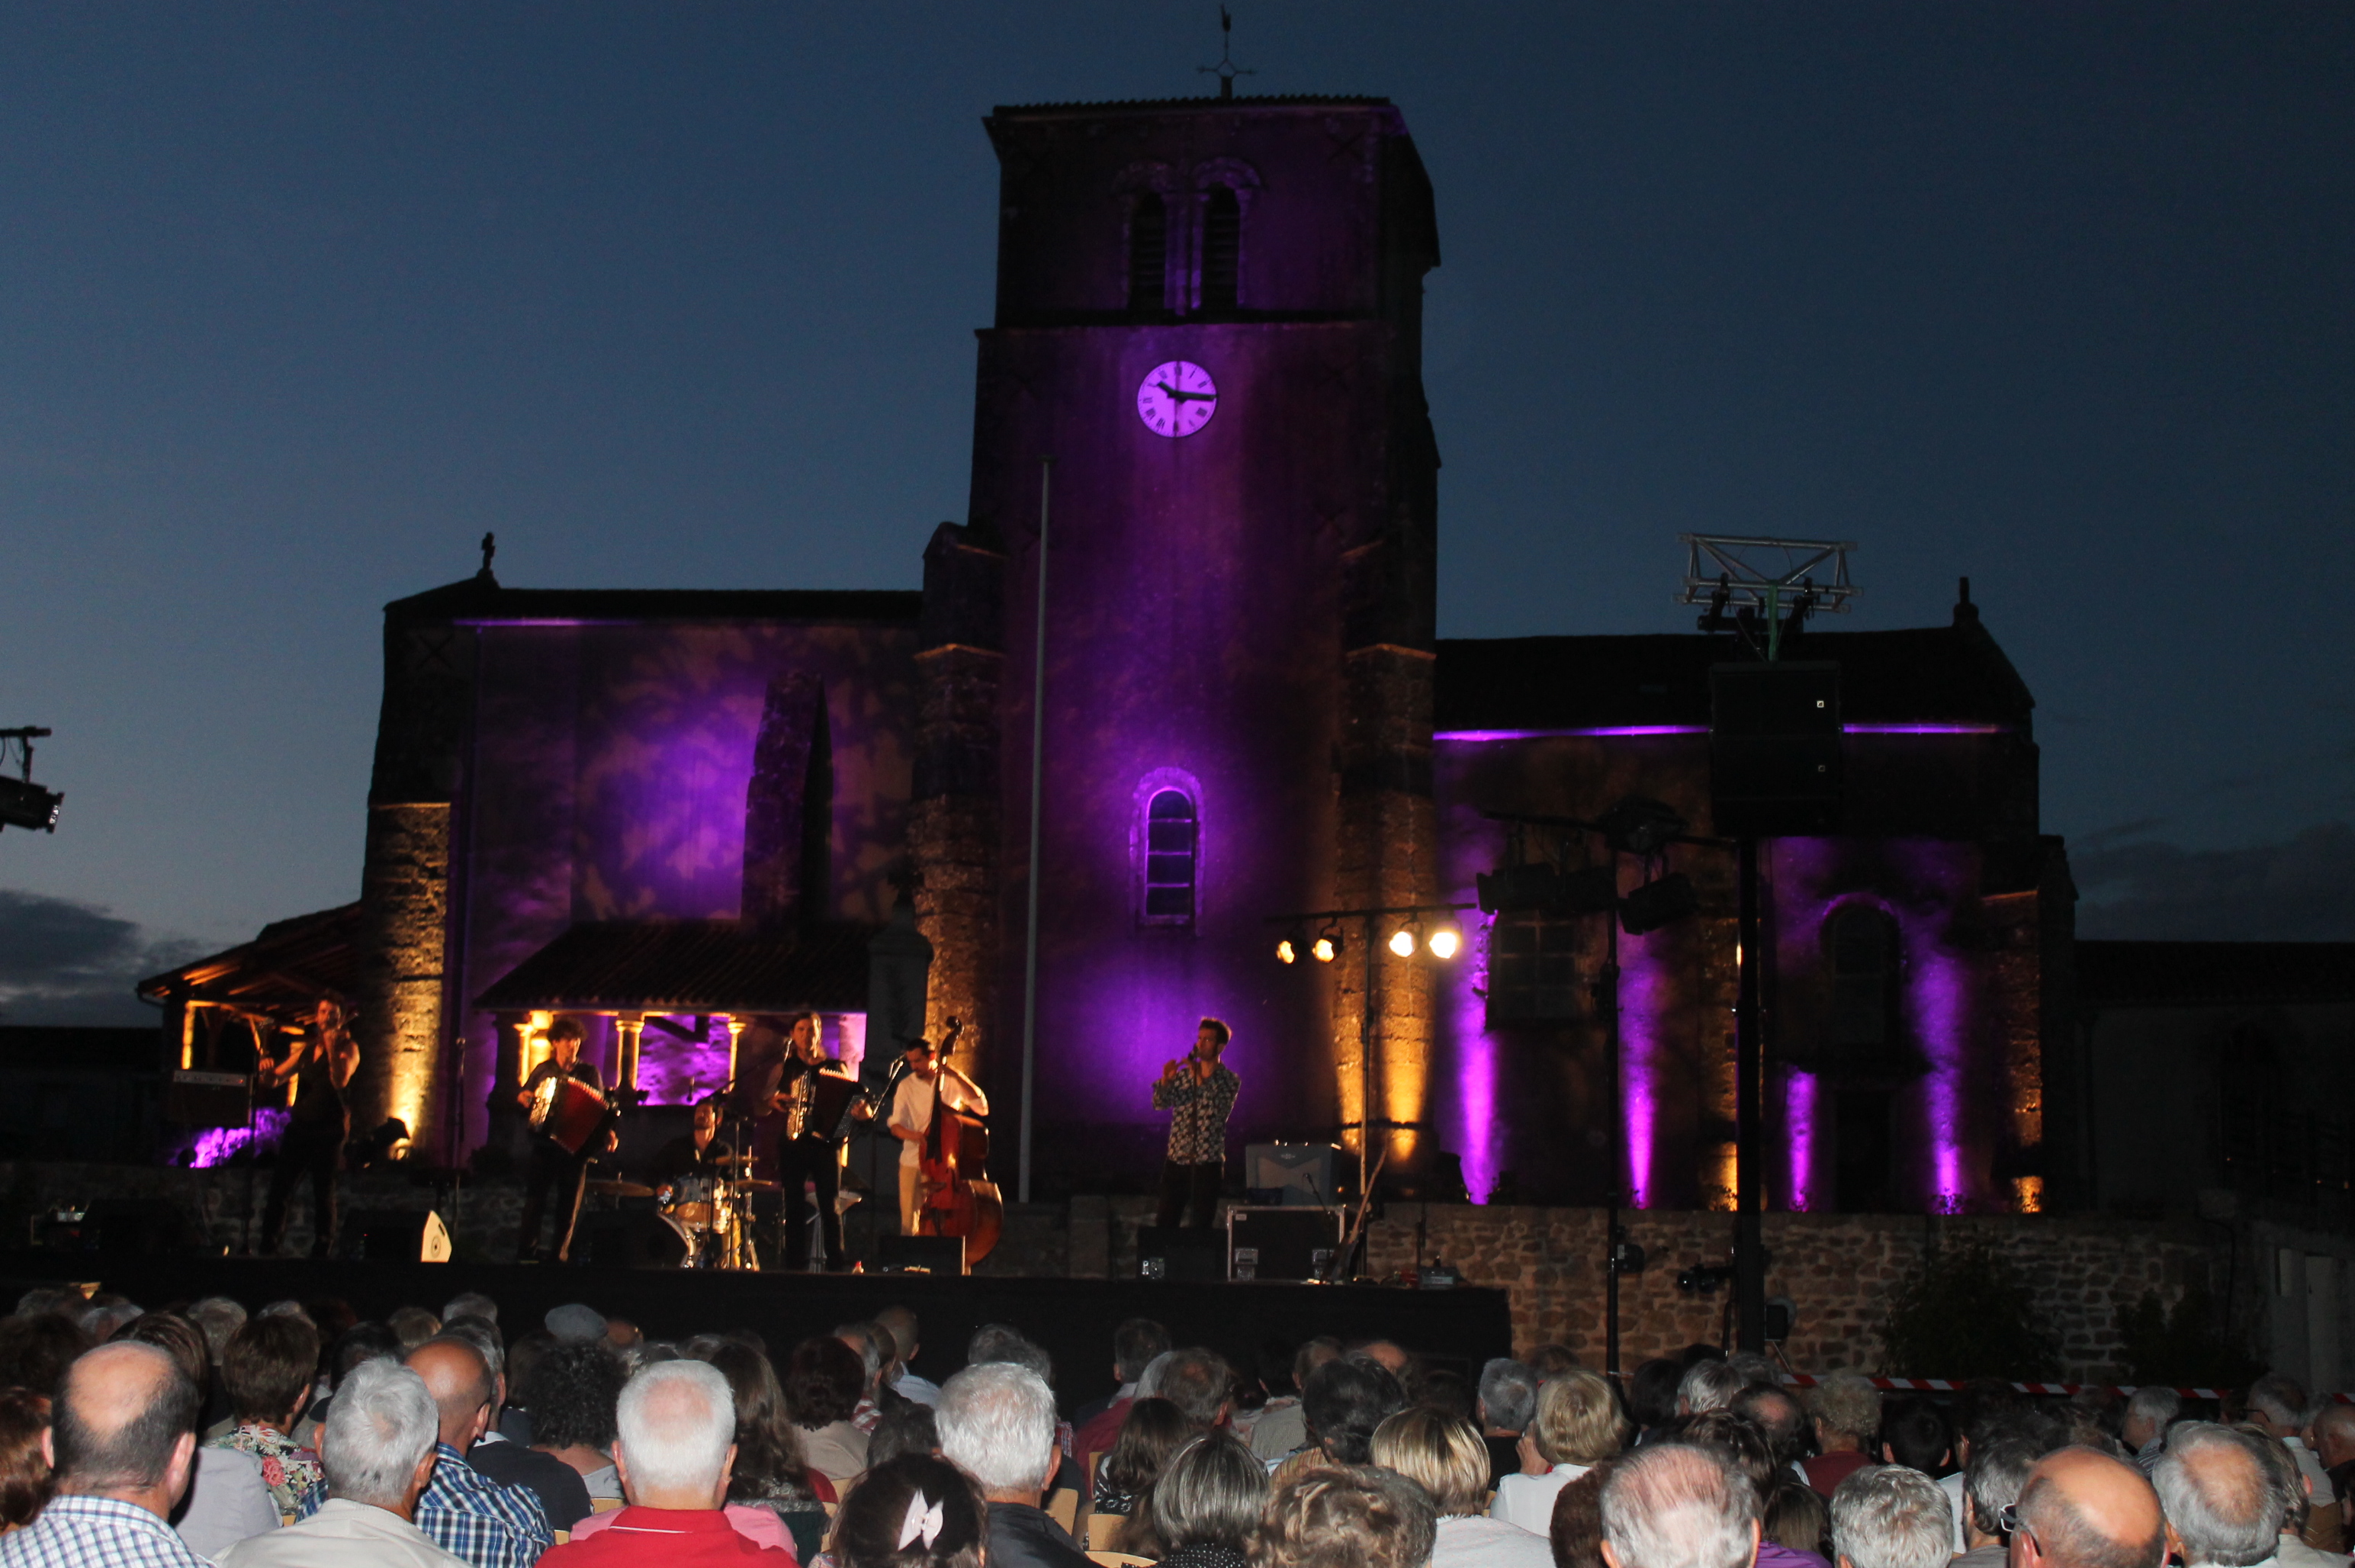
[1135,361,1219,438]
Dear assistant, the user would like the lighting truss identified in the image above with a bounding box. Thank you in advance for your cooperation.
[1675,535,1860,614]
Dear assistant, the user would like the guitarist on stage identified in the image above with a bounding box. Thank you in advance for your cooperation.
[768,1014,872,1271]
[513,1015,617,1264]
[887,1036,988,1235]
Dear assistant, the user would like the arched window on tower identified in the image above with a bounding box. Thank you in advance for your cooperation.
[1142,789,1197,924]
[1826,904,1899,1048]
[1200,186,1241,311]
[1128,194,1168,314]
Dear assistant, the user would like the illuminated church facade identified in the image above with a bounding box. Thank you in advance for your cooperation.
[327,95,2071,1215]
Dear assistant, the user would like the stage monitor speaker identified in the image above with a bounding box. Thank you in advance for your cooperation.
[1243,1143,1341,1207]
[165,1071,252,1129]
[1710,660,1842,837]
[358,1210,452,1264]
[82,1199,198,1256]
[581,1209,689,1270]
[1227,1207,1342,1282]
[1136,1226,1226,1283]
[878,1234,965,1275]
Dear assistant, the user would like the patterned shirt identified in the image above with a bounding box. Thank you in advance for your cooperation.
[210,1423,326,1519]
[1152,1062,1240,1165]
[414,1442,554,1568]
[0,1493,212,1568]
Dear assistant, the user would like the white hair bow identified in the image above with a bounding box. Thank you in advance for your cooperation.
[898,1490,946,1550]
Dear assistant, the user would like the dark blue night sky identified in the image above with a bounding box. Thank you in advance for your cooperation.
[2,3,2348,1021]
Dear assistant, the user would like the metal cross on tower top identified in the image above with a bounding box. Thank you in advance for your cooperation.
[1198,6,1254,100]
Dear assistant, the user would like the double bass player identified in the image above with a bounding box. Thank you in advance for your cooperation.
[887,1036,988,1235]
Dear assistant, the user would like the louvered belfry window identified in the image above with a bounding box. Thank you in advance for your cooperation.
[1143,789,1197,923]
[1828,904,1897,1047]
[1200,186,1240,310]
[1129,194,1167,313]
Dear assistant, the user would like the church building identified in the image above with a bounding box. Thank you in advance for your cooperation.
[189,93,2074,1216]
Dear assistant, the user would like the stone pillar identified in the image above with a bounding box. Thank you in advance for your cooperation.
[354,802,452,1154]
[910,522,1006,1092]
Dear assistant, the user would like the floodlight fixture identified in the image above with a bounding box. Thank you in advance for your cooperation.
[0,728,59,834]
[1620,873,1699,936]
[1275,931,1300,965]
[1388,924,1418,959]
[1598,798,1687,858]
[1312,923,1341,964]
[1426,917,1463,960]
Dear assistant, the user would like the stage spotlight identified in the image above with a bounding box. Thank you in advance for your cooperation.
[1620,873,1698,936]
[1476,862,1563,914]
[1426,918,1463,960]
[1312,924,1341,963]
[1598,797,1687,857]
[1276,935,1298,965]
[0,776,61,834]
[1388,925,1418,958]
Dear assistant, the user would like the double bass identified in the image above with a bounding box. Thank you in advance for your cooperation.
[917,1018,1002,1266]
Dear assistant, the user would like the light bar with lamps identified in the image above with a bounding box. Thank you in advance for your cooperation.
[1426,917,1463,960]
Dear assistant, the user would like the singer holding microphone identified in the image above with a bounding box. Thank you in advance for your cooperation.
[1151,1017,1240,1229]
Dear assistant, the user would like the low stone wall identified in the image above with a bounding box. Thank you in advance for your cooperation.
[0,1161,2283,1385]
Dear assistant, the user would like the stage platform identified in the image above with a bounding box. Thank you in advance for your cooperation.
[0,1252,1515,1406]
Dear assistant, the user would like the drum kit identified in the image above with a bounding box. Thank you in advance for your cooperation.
[579,1125,782,1271]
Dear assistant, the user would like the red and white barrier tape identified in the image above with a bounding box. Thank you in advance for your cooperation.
[1772,1374,2348,1402]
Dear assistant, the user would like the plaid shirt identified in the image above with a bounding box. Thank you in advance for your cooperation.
[413,1442,554,1568]
[1152,1062,1239,1165]
[0,1494,211,1568]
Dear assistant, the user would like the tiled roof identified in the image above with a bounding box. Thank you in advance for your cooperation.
[2075,940,2355,1007]
[474,919,879,1015]
[386,575,920,627]
[135,901,364,1024]
[1434,615,2036,733]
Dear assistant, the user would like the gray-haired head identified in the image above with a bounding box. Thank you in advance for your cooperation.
[615,1358,735,1501]
[185,1298,249,1362]
[1831,1464,1955,1568]
[1966,1436,2042,1538]
[80,1300,143,1343]
[2122,1387,2180,1448]
[937,1361,1058,1500]
[1678,1359,1747,1416]
[834,1322,885,1384]
[2234,1422,2309,1535]
[1602,1442,1758,1568]
[2154,1424,2281,1566]
[1478,1358,1541,1433]
[1135,1348,1179,1399]
[1724,1352,1781,1390]
[2244,1375,2308,1433]
[437,1318,505,1383]
[442,1292,499,1328]
[322,1358,440,1509]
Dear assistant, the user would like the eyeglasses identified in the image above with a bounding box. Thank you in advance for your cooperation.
[1997,1503,2040,1554]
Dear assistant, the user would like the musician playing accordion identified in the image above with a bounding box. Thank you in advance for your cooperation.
[767,1012,872,1271]
[514,1014,618,1263]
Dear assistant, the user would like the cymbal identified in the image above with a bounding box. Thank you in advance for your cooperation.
[737,1179,782,1192]
[585,1180,654,1197]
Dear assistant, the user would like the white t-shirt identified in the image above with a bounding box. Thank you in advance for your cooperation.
[890,1071,983,1167]
[1436,1515,1555,1568]
[1491,1462,1589,1536]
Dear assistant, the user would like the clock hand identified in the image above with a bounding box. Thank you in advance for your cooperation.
[1156,383,1218,403]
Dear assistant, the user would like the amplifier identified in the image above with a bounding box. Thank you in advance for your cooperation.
[1243,1142,1341,1207]
[1227,1207,1342,1283]
[166,1071,252,1130]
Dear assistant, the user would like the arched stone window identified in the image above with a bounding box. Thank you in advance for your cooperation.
[1141,787,1198,924]
[1826,904,1899,1048]
[1200,187,1241,311]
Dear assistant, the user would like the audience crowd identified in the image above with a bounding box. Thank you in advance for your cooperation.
[0,1280,2341,1568]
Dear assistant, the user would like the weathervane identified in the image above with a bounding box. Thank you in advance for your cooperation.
[1198,6,1253,100]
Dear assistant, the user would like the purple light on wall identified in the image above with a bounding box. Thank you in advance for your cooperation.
[1447,920,1500,1203]
[1619,937,1669,1208]
[1843,722,2007,735]
[1912,946,1972,1210]
[190,1109,291,1168]
[1435,726,1707,741]
[1785,1072,1817,1210]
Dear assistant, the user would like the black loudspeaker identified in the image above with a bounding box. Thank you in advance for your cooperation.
[1710,661,1842,837]
[1136,1226,1226,1283]
[580,1209,689,1269]
[1226,1208,1342,1282]
[165,1071,252,1129]
[358,1211,452,1263]
[82,1199,198,1255]
[878,1234,965,1275]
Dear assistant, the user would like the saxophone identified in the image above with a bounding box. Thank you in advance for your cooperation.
[780,1062,812,1142]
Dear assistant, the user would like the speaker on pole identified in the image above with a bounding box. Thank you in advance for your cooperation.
[1709,661,1842,837]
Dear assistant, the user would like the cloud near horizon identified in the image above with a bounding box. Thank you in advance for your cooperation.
[0,888,204,1026]
[2072,821,2355,942]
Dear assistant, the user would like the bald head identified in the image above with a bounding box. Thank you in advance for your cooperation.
[2312,1403,2355,1469]
[406,1337,494,1452]
[54,1341,201,1503]
[2014,1448,2165,1568]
